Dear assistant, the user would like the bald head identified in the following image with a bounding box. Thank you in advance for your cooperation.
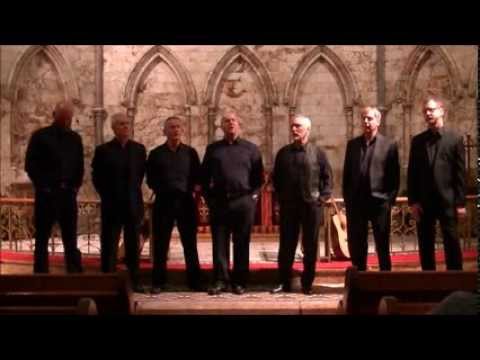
[53,100,74,128]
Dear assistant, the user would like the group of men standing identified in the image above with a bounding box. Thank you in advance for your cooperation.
[25,95,466,295]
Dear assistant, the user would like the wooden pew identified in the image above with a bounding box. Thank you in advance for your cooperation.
[338,267,477,315]
[0,297,98,315]
[0,273,134,315]
[378,296,437,315]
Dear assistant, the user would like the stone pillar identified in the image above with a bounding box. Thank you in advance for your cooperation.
[127,106,136,139]
[402,103,412,177]
[376,45,387,134]
[93,45,107,145]
[264,106,273,169]
[207,107,216,143]
[345,106,354,139]
[184,105,192,144]
[288,106,296,143]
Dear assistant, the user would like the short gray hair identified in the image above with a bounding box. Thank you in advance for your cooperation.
[361,106,382,122]
[110,112,129,129]
[293,114,312,130]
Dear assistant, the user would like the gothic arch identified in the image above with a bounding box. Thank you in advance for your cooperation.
[203,45,279,108]
[396,45,463,105]
[285,45,359,138]
[6,45,80,103]
[285,45,359,110]
[123,45,197,108]
[203,45,279,167]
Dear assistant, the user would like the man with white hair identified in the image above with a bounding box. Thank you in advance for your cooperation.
[92,112,147,292]
[271,115,333,295]
[25,99,84,273]
[342,106,400,271]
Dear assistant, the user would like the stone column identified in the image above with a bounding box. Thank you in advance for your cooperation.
[184,105,192,144]
[264,106,273,169]
[207,107,216,143]
[127,106,136,139]
[402,103,412,177]
[345,106,354,139]
[288,106,296,143]
[93,45,107,145]
[376,45,387,134]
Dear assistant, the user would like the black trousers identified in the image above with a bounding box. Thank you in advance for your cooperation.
[152,194,201,287]
[100,203,141,285]
[417,199,463,270]
[278,200,322,288]
[346,196,392,271]
[209,195,256,286]
[33,188,82,273]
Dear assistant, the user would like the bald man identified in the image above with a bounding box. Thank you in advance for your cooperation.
[92,113,147,292]
[342,106,400,271]
[25,100,84,273]
[271,115,333,295]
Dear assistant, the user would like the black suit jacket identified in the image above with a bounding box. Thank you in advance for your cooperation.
[91,138,146,221]
[342,133,400,207]
[407,128,465,213]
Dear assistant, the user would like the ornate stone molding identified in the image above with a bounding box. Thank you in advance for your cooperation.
[6,45,80,103]
[203,45,279,108]
[203,45,278,164]
[395,45,464,105]
[123,45,197,108]
[285,45,359,140]
[285,45,359,110]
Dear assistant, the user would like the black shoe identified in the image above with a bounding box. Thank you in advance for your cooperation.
[270,284,292,294]
[151,285,165,294]
[133,284,147,293]
[208,281,227,296]
[302,286,313,295]
[232,285,246,295]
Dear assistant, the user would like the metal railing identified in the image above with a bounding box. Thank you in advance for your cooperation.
[0,195,477,259]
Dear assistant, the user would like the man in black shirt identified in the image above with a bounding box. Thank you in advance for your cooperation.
[408,97,466,270]
[146,116,202,293]
[92,112,147,292]
[201,111,264,295]
[271,115,333,295]
[25,100,84,273]
[342,106,400,271]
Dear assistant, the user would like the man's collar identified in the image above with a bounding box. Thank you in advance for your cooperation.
[223,136,240,145]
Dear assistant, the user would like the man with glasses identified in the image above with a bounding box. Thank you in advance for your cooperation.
[408,96,466,270]
[342,106,400,271]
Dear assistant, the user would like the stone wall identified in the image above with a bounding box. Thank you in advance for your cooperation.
[1,45,477,198]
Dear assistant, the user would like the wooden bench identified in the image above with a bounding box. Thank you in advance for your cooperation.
[377,296,437,315]
[0,273,133,315]
[338,267,477,315]
[0,297,98,315]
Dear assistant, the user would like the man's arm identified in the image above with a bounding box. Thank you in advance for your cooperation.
[342,141,351,205]
[74,134,84,192]
[25,132,40,188]
[91,146,104,195]
[319,149,333,201]
[250,146,264,197]
[452,135,466,207]
[200,145,213,199]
